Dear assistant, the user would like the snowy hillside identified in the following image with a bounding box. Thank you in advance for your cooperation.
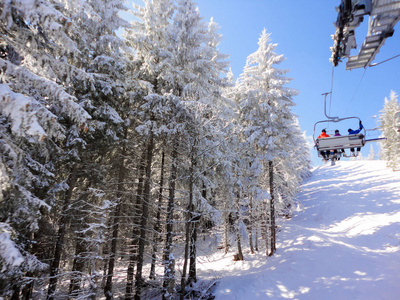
[197,160,400,300]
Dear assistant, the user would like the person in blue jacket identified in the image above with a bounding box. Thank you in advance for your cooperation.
[347,121,364,156]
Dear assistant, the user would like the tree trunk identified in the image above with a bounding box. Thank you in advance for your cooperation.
[162,145,178,299]
[104,138,127,299]
[188,210,197,283]
[189,178,204,284]
[268,160,276,256]
[21,273,33,300]
[264,200,270,257]
[248,196,254,254]
[235,189,244,261]
[223,212,229,254]
[179,189,192,299]
[103,190,122,300]
[180,153,195,300]
[68,188,91,297]
[101,222,111,289]
[125,153,146,300]
[69,232,87,296]
[255,222,259,252]
[134,134,155,299]
[47,165,77,300]
[150,151,165,280]
[11,285,20,300]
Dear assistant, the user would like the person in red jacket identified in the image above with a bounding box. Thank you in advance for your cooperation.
[318,129,329,138]
[318,129,330,160]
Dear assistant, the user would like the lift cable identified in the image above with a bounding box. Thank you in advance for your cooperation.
[369,53,400,67]
[327,66,335,128]
[344,67,367,114]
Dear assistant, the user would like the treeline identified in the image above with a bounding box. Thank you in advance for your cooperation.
[0,0,311,299]
[379,90,400,170]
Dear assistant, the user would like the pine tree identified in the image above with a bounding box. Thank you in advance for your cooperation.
[124,1,177,298]
[0,1,91,297]
[367,144,376,160]
[379,90,400,171]
[236,28,299,256]
[35,0,133,298]
[167,1,229,295]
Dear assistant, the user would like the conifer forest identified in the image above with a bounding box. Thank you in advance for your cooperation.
[0,0,312,299]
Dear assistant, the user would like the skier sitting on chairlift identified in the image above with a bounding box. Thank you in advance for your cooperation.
[333,129,345,159]
[318,129,330,160]
[348,121,364,156]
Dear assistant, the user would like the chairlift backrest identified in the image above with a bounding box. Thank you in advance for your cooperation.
[313,116,366,152]
[316,133,365,151]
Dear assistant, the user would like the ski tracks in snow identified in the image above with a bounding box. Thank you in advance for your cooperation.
[211,160,400,300]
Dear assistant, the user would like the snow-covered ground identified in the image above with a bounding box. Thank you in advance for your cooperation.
[197,160,400,300]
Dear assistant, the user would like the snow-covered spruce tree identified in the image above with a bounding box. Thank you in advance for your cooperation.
[69,2,135,300]
[20,1,136,298]
[379,90,400,171]
[123,0,177,298]
[124,1,231,298]
[367,144,376,160]
[236,28,301,256]
[2,0,135,297]
[273,119,311,217]
[99,76,145,300]
[124,1,212,298]
[164,1,230,297]
[214,69,247,258]
[0,0,91,297]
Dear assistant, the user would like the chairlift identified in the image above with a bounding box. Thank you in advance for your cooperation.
[313,93,366,164]
[313,117,366,153]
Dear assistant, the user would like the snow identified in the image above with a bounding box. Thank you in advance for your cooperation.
[0,84,46,138]
[196,160,400,299]
[0,223,24,272]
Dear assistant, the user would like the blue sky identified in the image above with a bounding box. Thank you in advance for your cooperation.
[126,1,400,166]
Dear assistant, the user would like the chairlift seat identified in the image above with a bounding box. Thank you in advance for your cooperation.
[316,134,365,151]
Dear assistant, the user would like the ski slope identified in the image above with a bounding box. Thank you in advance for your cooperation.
[199,160,400,300]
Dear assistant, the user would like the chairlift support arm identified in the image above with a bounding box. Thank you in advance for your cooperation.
[322,92,339,121]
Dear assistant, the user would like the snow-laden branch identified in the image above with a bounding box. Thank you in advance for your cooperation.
[0,223,24,272]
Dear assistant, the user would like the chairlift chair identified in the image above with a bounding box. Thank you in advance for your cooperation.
[314,93,366,164]
[313,116,366,156]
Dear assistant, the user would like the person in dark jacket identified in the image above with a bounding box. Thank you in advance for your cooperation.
[348,121,364,156]
[333,129,346,158]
